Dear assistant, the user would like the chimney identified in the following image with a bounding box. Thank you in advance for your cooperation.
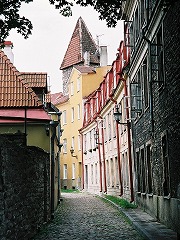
[84,51,90,66]
[100,46,108,66]
[3,41,14,64]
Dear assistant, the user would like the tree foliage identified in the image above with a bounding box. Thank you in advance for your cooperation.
[0,0,123,44]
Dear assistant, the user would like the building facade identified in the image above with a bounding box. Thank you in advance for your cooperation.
[80,41,135,201]
[122,0,180,235]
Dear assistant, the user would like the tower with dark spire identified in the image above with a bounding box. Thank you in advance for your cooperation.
[60,17,100,95]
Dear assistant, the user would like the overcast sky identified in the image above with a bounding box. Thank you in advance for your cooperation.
[8,0,124,93]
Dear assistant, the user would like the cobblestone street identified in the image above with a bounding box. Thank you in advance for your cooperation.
[33,192,144,240]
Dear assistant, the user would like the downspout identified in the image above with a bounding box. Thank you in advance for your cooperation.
[96,121,103,192]
[24,107,27,145]
[116,122,123,196]
[142,36,154,133]
[57,112,62,204]
[80,132,84,190]
[101,125,107,193]
[121,77,134,202]
[50,120,58,219]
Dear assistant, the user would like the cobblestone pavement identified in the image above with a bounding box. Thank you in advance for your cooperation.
[33,192,144,240]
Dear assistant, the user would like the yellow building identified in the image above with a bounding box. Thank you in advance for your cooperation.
[50,17,111,190]
[54,65,110,189]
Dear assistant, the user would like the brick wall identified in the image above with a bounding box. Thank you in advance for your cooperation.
[0,134,51,240]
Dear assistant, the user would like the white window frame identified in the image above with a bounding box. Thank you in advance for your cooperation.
[62,110,67,125]
[72,163,75,179]
[71,136,75,150]
[77,77,80,92]
[77,104,80,120]
[63,138,67,153]
[78,135,81,151]
[71,107,74,122]
[63,164,67,179]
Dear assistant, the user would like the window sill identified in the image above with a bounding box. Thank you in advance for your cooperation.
[147,193,153,197]
[164,194,171,200]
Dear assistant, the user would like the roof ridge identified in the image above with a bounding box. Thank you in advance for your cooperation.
[0,50,43,107]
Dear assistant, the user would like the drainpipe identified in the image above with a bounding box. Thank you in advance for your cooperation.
[80,132,84,190]
[50,120,58,219]
[101,125,107,193]
[121,77,134,202]
[96,121,103,192]
[49,111,62,205]
[116,122,123,196]
[57,112,62,203]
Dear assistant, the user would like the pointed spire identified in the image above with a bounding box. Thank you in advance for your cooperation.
[60,17,100,70]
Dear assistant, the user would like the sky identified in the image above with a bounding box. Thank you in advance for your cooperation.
[8,0,124,93]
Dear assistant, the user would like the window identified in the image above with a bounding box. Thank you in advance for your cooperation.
[71,107,74,122]
[91,164,93,184]
[78,135,81,151]
[146,144,152,194]
[162,132,170,196]
[62,110,67,125]
[115,157,119,187]
[140,148,146,193]
[108,112,112,140]
[150,26,164,89]
[142,57,149,108]
[84,134,87,152]
[95,163,98,184]
[131,69,142,117]
[63,138,67,153]
[71,136,75,150]
[125,152,129,188]
[77,104,80,119]
[77,77,80,92]
[71,82,74,95]
[136,151,141,192]
[110,158,114,187]
[63,164,67,179]
[106,160,110,187]
[157,27,164,89]
[72,163,75,179]
[89,131,92,150]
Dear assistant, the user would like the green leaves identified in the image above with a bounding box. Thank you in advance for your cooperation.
[0,0,33,43]
[0,0,123,44]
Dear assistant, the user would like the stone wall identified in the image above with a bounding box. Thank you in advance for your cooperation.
[0,134,51,240]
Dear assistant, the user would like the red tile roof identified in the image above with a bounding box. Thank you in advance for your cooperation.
[19,72,48,88]
[74,65,96,73]
[50,92,69,105]
[0,50,42,107]
[60,17,100,70]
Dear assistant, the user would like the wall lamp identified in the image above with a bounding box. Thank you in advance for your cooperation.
[94,129,102,145]
[113,104,128,125]
[70,147,77,158]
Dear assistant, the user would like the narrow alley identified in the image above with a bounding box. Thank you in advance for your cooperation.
[33,192,144,240]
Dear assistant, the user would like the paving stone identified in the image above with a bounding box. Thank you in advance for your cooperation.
[33,192,144,240]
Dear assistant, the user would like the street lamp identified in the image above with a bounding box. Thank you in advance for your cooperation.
[70,146,77,158]
[113,104,128,125]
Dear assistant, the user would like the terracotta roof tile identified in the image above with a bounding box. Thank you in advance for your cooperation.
[60,17,100,70]
[50,92,69,105]
[74,65,96,73]
[0,50,42,107]
[19,72,48,88]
